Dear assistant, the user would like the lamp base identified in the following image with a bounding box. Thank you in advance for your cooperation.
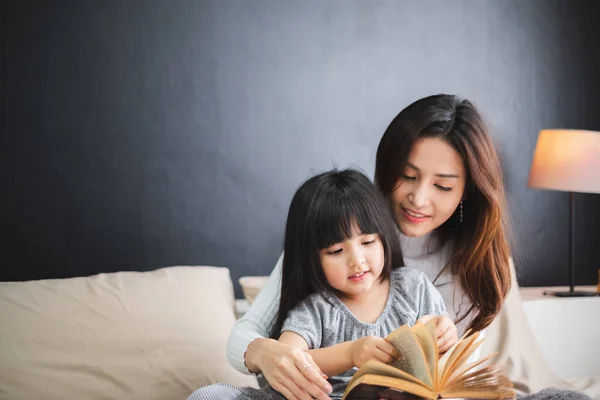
[543,290,599,297]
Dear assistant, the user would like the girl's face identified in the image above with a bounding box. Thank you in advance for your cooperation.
[319,224,385,300]
[389,137,466,237]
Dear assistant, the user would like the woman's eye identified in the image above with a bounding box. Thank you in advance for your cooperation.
[327,248,343,255]
[435,184,452,192]
[403,175,417,180]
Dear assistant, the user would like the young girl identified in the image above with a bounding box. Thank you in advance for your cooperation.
[188,169,456,400]
[269,168,456,399]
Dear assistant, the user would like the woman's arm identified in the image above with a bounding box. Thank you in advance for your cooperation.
[226,253,283,373]
[226,254,333,400]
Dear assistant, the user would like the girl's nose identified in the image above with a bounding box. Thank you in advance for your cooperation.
[348,247,366,268]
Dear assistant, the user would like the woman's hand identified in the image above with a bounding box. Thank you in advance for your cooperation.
[245,337,333,400]
[417,315,458,354]
[350,336,400,368]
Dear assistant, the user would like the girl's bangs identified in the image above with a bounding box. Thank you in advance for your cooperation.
[310,189,382,250]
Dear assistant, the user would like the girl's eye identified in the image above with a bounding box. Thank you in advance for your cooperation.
[435,184,452,192]
[362,240,375,246]
[403,175,417,180]
[326,248,343,255]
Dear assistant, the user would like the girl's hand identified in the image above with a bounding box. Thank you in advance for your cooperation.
[417,315,458,354]
[350,336,400,367]
[245,337,333,400]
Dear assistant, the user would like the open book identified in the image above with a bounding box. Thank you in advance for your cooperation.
[342,320,515,400]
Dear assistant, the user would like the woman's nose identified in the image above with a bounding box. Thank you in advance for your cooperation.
[408,182,430,207]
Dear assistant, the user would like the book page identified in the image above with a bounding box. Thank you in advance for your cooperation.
[444,352,498,388]
[410,321,438,386]
[440,365,514,399]
[342,374,435,400]
[439,331,481,386]
[441,377,515,400]
[349,360,429,388]
[437,328,472,375]
[441,389,515,400]
[437,337,458,374]
[385,325,433,387]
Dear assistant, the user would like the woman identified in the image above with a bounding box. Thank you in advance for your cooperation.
[223,94,591,400]
[224,94,507,399]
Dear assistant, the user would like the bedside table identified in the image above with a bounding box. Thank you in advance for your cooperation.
[519,285,600,379]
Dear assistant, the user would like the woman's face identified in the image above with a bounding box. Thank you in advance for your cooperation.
[389,137,467,237]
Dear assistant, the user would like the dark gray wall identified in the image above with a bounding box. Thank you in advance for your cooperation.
[3,0,599,297]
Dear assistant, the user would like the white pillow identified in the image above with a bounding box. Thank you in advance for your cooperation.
[0,266,258,400]
[239,276,269,304]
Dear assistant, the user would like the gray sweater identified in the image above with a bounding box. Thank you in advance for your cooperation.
[227,232,484,375]
[280,267,447,399]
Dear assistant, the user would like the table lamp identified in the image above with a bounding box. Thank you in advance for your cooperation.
[527,129,600,297]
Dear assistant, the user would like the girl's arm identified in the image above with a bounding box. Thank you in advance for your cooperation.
[279,331,353,377]
[226,253,283,374]
[279,331,398,378]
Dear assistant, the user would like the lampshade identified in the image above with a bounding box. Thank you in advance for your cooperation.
[528,129,600,194]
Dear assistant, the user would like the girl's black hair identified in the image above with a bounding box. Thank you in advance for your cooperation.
[270,168,403,338]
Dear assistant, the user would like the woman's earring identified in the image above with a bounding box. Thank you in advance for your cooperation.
[460,201,463,223]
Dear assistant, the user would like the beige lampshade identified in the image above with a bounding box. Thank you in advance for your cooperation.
[527,129,600,194]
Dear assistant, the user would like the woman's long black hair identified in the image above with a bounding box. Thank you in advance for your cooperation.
[375,94,512,332]
[270,169,403,339]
